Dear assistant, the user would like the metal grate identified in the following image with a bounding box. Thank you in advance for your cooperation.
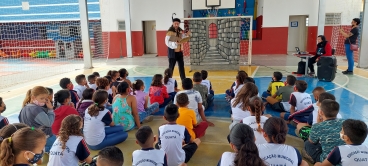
[325,13,341,25]
[118,21,126,30]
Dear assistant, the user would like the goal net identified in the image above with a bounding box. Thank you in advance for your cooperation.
[328,0,363,63]
[182,16,253,69]
[0,0,108,89]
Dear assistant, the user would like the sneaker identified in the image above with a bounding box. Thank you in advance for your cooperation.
[142,115,154,123]
[342,70,353,75]
[301,149,315,164]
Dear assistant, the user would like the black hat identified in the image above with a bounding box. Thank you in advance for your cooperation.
[172,13,181,23]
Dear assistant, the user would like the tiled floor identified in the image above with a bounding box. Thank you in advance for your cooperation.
[1,54,368,166]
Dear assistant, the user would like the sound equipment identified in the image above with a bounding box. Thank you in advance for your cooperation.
[297,61,306,74]
[317,56,337,82]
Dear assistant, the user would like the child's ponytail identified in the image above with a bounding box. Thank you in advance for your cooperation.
[0,137,14,166]
[163,68,172,85]
[22,89,32,107]
[249,96,264,132]
[53,92,59,110]
[88,90,108,117]
[132,80,144,95]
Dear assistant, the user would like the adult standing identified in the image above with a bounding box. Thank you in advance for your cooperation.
[165,13,190,80]
[340,18,360,75]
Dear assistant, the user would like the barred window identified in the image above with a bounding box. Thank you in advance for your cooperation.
[208,23,217,38]
[118,21,126,30]
[325,13,341,25]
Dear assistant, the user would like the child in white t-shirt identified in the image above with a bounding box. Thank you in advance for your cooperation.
[219,123,266,166]
[74,74,90,99]
[87,74,97,90]
[200,70,214,95]
[242,96,269,144]
[48,115,92,166]
[156,104,200,166]
[133,126,167,166]
[315,119,368,166]
[229,82,258,130]
[225,71,248,101]
[163,68,179,96]
[257,117,309,166]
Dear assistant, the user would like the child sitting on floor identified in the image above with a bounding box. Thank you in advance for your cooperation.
[156,104,200,166]
[76,88,95,118]
[51,89,79,135]
[96,146,124,166]
[149,74,173,108]
[226,71,248,101]
[92,72,100,78]
[174,78,214,126]
[48,115,92,166]
[280,80,313,125]
[96,77,113,112]
[176,93,209,141]
[163,68,179,97]
[133,126,167,166]
[315,119,368,166]
[262,71,284,100]
[118,68,132,87]
[303,99,345,164]
[192,72,210,109]
[133,79,159,123]
[83,90,128,150]
[200,70,214,95]
[88,74,97,90]
[0,97,9,129]
[74,74,90,99]
[219,123,266,166]
[60,78,79,107]
[266,75,296,112]
[229,82,258,130]
[242,96,269,144]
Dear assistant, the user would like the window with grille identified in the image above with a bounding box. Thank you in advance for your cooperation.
[208,23,218,38]
[118,21,126,30]
[59,26,70,36]
[325,13,341,25]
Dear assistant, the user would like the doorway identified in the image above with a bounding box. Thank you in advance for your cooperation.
[287,15,308,52]
[142,21,157,54]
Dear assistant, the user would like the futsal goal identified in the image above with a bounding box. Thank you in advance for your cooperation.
[181,16,253,70]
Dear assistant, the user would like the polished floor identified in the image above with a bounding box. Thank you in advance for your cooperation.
[1,55,368,166]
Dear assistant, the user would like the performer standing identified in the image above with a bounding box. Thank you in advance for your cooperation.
[165,13,190,80]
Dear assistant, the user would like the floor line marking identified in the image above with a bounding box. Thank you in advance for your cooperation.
[251,66,259,77]
[132,66,153,76]
[336,68,368,80]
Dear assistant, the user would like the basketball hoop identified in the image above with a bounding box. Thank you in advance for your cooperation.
[207,7,219,17]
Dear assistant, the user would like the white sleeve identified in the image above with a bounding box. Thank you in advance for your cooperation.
[165,36,177,49]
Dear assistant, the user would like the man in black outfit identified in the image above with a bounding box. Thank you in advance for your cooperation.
[165,14,190,80]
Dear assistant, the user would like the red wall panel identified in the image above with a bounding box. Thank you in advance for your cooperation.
[252,27,288,54]
[157,31,167,56]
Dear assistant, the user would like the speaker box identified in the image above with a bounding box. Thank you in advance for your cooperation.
[317,56,337,82]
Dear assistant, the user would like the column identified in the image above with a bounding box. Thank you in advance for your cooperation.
[317,0,326,36]
[358,0,368,68]
[79,0,92,69]
[124,0,133,58]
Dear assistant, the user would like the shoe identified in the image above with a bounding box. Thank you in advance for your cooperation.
[342,70,353,75]
[142,115,154,123]
[301,149,315,164]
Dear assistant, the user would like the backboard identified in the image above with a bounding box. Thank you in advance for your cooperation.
[191,0,235,10]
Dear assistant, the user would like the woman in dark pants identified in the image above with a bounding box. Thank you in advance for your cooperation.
[340,18,360,75]
[165,14,190,80]
[308,35,332,75]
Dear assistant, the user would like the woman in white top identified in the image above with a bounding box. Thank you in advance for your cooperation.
[219,123,266,166]
[229,82,258,130]
[242,96,268,144]
[257,117,309,166]
[48,115,92,166]
[163,68,178,96]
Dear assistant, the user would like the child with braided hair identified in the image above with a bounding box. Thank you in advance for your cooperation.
[241,96,269,144]
[51,90,79,135]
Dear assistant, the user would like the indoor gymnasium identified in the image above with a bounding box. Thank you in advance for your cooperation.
[0,0,368,166]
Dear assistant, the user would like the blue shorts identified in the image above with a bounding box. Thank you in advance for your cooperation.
[284,113,308,123]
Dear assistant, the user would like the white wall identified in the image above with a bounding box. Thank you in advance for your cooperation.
[257,0,264,17]
[184,0,192,18]
[100,0,125,31]
[262,0,362,27]
[130,0,184,31]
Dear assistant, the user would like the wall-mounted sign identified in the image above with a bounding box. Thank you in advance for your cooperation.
[291,21,298,27]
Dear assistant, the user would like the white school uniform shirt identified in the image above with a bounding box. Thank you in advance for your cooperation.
[88,83,97,90]
[48,136,90,166]
[327,144,368,166]
[174,89,203,121]
[74,85,87,99]
[257,143,301,166]
[201,80,211,94]
[312,103,342,125]
[233,84,244,97]
[242,116,268,144]
[164,78,176,93]
[132,148,166,166]
[231,99,251,122]
[220,152,236,166]
[289,92,313,111]
[83,108,112,146]
[158,124,191,166]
